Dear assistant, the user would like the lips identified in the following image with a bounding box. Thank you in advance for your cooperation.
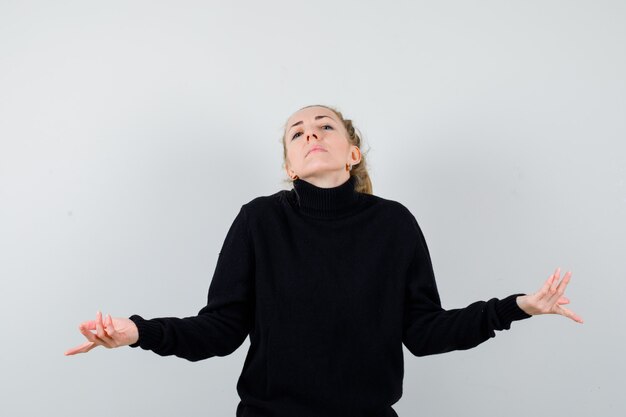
[307,146,327,156]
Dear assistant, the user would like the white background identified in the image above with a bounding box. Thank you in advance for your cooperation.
[1,1,624,416]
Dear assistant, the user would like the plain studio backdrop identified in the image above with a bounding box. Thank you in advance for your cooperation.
[0,1,624,416]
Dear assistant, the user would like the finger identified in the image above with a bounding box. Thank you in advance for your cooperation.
[557,296,570,305]
[80,320,96,330]
[559,270,572,289]
[64,341,92,355]
[548,271,572,304]
[95,311,105,339]
[79,323,98,343]
[105,314,116,338]
[549,267,561,295]
[64,341,96,355]
[537,269,557,298]
[93,311,116,348]
[556,305,584,324]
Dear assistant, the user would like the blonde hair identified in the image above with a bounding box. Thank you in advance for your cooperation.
[280,104,373,194]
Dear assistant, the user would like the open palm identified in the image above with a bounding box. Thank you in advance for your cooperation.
[517,267,583,323]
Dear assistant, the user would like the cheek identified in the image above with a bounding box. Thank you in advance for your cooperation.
[286,145,303,162]
[329,142,350,155]
[292,141,308,153]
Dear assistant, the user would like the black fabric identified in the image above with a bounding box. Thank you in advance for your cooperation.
[129,175,532,417]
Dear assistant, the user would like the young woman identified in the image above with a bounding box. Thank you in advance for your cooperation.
[66,104,583,417]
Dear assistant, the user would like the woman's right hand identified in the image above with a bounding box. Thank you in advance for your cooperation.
[65,311,139,356]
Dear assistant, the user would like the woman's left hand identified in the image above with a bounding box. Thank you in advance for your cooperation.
[516,267,584,324]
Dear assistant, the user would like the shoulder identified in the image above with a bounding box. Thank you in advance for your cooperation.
[363,193,419,224]
[239,189,288,217]
[370,195,430,248]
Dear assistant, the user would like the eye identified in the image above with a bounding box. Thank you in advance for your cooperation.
[291,125,333,140]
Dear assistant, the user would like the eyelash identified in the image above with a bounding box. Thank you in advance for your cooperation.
[292,125,333,140]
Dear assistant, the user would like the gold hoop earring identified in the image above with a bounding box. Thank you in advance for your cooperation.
[345,163,352,172]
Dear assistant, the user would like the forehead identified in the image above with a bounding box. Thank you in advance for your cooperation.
[286,106,336,126]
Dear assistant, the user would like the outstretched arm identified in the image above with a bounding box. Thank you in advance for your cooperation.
[401,215,581,357]
[65,205,255,361]
[126,205,255,361]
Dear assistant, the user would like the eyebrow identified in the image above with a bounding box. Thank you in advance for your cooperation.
[288,115,336,132]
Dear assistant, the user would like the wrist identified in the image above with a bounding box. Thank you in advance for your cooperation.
[516,295,533,316]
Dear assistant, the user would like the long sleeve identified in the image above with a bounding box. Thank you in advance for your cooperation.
[128,205,255,362]
[402,215,531,357]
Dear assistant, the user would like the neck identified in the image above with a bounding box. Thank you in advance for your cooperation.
[288,175,361,219]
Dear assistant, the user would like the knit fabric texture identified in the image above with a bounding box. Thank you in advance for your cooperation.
[129,175,532,417]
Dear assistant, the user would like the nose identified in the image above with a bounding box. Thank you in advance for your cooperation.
[306,132,318,141]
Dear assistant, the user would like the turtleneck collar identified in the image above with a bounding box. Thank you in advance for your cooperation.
[288,175,361,218]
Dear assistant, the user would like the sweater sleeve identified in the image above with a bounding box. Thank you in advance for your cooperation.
[127,205,255,362]
[402,215,531,357]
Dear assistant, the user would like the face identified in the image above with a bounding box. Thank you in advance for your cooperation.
[284,106,361,183]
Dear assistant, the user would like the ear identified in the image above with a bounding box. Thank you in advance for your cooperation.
[350,145,362,165]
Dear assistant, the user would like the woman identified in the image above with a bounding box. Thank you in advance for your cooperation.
[65,104,583,417]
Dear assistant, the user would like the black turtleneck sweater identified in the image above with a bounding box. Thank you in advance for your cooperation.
[128,175,532,417]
